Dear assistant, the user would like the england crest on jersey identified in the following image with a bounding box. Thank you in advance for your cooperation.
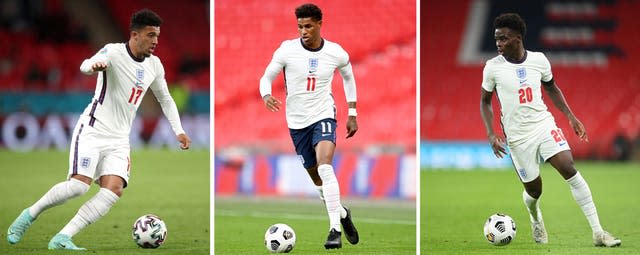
[308,58,318,73]
[136,69,144,81]
[516,67,527,84]
[516,67,526,79]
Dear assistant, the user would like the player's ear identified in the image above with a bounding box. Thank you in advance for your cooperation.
[130,30,138,40]
[317,20,322,27]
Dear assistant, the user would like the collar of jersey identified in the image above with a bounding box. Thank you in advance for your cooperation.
[300,38,324,52]
[504,50,527,64]
[125,42,146,63]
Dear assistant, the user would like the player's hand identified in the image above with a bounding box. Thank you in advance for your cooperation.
[177,133,191,150]
[345,116,358,138]
[92,62,107,72]
[569,117,588,142]
[263,95,282,112]
[488,134,507,158]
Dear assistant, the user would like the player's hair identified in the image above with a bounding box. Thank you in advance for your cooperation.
[130,9,163,31]
[494,13,526,38]
[295,3,322,21]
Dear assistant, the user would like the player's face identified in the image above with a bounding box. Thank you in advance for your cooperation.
[297,18,322,48]
[133,26,160,58]
[494,28,521,59]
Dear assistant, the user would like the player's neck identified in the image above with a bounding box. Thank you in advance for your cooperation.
[505,48,526,63]
[126,41,145,60]
[308,39,322,49]
[301,37,324,52]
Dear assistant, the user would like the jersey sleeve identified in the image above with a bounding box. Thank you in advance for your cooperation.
[259,42,287,98]
[80,44,111,74]
[481,61,496,92]
[150,60,186,136]
[540,53,553,82]
[338,49,357,102]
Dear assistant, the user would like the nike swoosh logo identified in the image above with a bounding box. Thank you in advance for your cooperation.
[558,142,566,146]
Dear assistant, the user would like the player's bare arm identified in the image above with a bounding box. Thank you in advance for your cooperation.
[542,79,588,141]
[262,94,282,112]
[346,102,358,138]
[177,133,191,150]
[480,88,507,158]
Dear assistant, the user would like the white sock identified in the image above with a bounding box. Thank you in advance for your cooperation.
[316,184,347,218]
[315,185,325,201]
[522,190,542,222]
[59,188,119,237]
[318,164,342,231]
[29,179,90,218]
[567,172,603,233]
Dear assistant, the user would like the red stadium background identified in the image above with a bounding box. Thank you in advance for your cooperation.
[0,0,210,150]
[215,0,417,199]
[421,0,640,163]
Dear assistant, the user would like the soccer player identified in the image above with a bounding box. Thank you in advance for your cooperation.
[259,3,359,250]
[6,9,191,250]
[480,13,621,247]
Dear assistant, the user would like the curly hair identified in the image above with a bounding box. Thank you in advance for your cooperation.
[494,13,526,38]
[130,9,163,31]
[295,3,322,21]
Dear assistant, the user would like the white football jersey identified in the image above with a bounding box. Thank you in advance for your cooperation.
[80,43,184,137]
[481,50,555,145]
[260,38,357,129]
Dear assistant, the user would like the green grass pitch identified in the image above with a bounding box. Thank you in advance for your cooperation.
[215,196,416,254]
[421,162,640,255]
[0,149,210,255]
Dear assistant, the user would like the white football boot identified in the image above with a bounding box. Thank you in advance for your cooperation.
[593,231,621,247]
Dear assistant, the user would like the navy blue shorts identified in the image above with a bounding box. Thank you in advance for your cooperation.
[289,118,337,169]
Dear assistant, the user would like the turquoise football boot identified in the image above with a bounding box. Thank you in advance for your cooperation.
[48,233,87,251]
[7,208,35,244]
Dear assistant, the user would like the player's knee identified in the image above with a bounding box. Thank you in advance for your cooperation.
[107,186,123,197]
[68,178,91,196]
[559,164,578,180]
[524,182,542,198]
[527,189,542,199]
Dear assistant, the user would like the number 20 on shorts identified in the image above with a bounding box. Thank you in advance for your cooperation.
[551,129,566,143]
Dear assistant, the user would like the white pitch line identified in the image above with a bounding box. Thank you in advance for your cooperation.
[216,210,415,225]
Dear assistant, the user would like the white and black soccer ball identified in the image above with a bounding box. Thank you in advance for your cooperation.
[483,213,516,246]
[132,214,167,248]
[264,223,296,253]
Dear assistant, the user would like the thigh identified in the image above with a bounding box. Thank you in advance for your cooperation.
[96,143,131,188]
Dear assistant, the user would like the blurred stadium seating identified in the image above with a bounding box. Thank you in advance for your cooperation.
[422,0,640,160]
[215,0,416,153]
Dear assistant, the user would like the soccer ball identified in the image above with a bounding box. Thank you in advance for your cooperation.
[132,214,167,248]
[483,213,516,246]
[264,223,296,253]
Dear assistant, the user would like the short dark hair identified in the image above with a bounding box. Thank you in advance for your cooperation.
[295,3,322,21]
[494,13,526,38]
[130,9,163,31]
